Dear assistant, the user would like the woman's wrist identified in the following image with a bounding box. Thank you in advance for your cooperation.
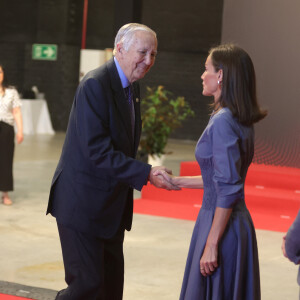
[172,176,180,187]
[206,238,219,247]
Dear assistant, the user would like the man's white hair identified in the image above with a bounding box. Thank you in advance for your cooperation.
[113,23,156,55]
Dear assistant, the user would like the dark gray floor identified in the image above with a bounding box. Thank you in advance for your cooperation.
[0,281,57,300]
[0,134,299,299]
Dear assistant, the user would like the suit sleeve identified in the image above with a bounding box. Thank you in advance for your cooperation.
[285,210,300,264]
[75,77,151,191]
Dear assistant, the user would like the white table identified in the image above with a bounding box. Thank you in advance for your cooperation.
[20,99,55,135]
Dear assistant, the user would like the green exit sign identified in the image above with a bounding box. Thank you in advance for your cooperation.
[32,44,57,61]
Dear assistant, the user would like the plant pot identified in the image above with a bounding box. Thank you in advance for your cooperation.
[148,154,165,167]
[136,150,148,164]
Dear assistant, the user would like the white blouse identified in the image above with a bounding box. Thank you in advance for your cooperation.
[0,87,22,126]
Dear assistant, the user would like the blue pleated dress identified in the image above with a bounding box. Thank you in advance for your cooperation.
[180,108,261,300]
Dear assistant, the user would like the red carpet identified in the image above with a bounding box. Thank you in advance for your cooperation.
[134,162,300,232]
[0,295,29,300]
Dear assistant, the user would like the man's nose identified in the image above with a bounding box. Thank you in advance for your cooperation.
[145,54,153,65]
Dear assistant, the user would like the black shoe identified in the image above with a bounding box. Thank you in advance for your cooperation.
[55,289,66,299]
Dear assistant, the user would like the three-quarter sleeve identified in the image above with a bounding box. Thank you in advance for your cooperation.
[0,88,22,126]
[212,114,243,208]
[12,89,22,108]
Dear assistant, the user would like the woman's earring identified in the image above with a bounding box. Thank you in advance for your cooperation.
[218,80,221,85]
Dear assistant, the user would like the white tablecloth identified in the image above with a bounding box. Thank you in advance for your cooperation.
[21,99,55,135]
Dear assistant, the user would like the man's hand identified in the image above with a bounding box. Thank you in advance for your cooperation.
[149,166,180,190]
[153,169,177,186]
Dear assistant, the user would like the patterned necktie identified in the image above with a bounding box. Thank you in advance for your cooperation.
[124,85,135,138]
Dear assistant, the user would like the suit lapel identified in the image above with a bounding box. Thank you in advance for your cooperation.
[115,88,134,145]
[132,83,142,156]
[106,59,134,148]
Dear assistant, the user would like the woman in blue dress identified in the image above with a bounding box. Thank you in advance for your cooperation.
[156,44,267,299]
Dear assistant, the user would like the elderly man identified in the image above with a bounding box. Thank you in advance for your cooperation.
[47,23,177,300]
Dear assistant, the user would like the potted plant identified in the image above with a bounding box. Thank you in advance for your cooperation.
[138,85,194,165]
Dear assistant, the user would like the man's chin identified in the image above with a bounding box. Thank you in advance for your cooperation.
[134,72,147,81]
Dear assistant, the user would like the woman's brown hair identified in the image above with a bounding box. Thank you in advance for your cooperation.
[210,44,267,125]
[0,63,10,90]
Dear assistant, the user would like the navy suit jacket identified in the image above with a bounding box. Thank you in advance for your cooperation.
[47,58,151,239]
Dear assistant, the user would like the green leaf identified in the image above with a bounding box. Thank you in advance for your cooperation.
[140,86,195,156]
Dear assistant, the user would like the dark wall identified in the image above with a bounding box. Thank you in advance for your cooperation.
[0,0,38,43]
[22,44,80,130]
[142,0,223,52]
[0,0,84,130]
[0,0,223,137]
[140,0,223,139]
[0,0,38,91]
[86,0,115,49]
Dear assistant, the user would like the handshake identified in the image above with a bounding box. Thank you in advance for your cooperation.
[149,166,181,191]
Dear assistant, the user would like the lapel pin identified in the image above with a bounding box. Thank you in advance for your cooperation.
[136,98,139,103]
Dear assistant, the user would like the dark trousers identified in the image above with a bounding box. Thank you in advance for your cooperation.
[56,222,125,300]
[0,121,14,191]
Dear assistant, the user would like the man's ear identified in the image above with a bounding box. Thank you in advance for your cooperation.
[116,42,123,54]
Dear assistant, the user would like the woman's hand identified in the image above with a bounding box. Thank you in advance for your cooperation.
[153,170,204,190]
[13,106,23,144]
[282,235,288,258]
[153,169,180,189]
[149,166,180,190]
[16,131,24,144]
[200,243,218,276]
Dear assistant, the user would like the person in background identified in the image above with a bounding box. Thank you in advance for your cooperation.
[47,23,178,300]
[282,209,300,299]
[155,44,267,299]
[0,63,23,205]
